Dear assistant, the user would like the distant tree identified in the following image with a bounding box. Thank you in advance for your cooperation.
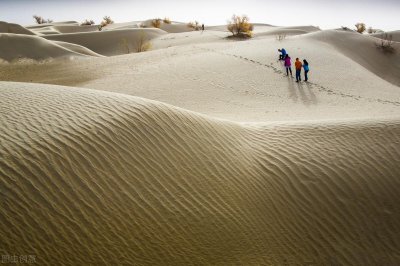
[33,15,53,24]
[355,23,366,34]
[227,15,253,38]
[81,19,95,26]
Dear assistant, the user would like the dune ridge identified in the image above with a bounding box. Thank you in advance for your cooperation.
[1,82,399,265]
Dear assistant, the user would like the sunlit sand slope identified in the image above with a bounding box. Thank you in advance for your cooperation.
[1,82,399,265]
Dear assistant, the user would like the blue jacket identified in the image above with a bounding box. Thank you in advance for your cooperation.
[303,64,309,71]
[281,49,287,56]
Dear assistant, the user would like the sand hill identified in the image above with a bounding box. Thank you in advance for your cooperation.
[1,82,399,265]
[0,33,89,61]
[1,19,400,265]
[0,21,35,35]
[43,28,166,56]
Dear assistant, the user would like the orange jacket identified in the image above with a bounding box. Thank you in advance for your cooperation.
[295,60,302,70]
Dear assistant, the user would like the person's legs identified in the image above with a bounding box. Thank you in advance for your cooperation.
[305,70,309,81]
[289,67,292,76]
[286,67,289,75]
[296,70,301,81]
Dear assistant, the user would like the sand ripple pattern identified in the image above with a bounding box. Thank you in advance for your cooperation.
[1,82,400,265]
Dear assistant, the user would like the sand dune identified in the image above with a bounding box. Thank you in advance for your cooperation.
[0,33,89,61]
[43,28,167,56]
[0,21,35,35]
[1,81,399,265]
[304,30,400,86]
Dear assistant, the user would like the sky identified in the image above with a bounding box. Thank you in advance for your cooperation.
[1,0,399,31]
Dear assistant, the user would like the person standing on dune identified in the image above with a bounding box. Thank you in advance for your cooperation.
[303,59,310,82]
[295,58,303,82]
[284,54,293,77]
[202,24,205,31]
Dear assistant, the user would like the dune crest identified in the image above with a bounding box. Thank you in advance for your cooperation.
[1,82,399,265]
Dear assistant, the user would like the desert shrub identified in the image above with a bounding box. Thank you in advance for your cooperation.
[276,34,287,41]
[136,33,152,52]
[33,15,53,24]
[367,27,378,34]
[187,21,200,31]
[163,17,171,24]
[151,18,162,28]
[100,16,114,28]
[227,15,253,38]
[119,38,132,53]
[81,19,95,26]
[340,26,351,31]
[139,23,146,28]
[355,23,366,34]
[376,33,395,53]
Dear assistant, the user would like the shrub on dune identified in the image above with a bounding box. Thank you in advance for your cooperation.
[136,33,152,52]
[163,17,171,24]
[227,15,253,38]
[151,18,162,28]
[187,21,200,31]
[81,19,95,26]
[33,15,53,24]
[376,33,395,53]
[100,16,114,29]
[355,23,366,34]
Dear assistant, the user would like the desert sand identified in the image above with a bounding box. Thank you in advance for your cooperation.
[1,19,400,265]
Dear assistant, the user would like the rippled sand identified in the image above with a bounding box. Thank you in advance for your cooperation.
[1,82,399,265]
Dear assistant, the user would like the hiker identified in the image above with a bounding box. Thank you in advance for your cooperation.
[303,59,310,82]
[278,48,287,60]
[202,24,205,31]
[295,58,302,82]
[284,54,293,76]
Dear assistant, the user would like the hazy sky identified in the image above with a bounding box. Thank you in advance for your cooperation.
[1,0,399,31]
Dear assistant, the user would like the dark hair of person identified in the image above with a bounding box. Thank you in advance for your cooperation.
[303,59,309,65]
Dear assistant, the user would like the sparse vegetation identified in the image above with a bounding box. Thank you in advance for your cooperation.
[276,34,287,41]
[151,18,162,28]
[340,26,352,31]
[119,33,152,54]
[81,19,95,26]
[376,33,395,53]
[33,15,53,24]
[367,27,378,34]
[187,21,200,31]
[136,33,152,52]
[355,23,366,34]
[163,17,171,24]
[100,16,114,28]
[227,15,253,38]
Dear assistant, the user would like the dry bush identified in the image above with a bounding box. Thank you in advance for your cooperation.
[33,15,53,24]
[119,38,132,54]
[227,15,253,38]
[136,33,152,52]
[376,33,395,53]
[367,27,378,34]
[139,23,146,28]
[100,16,114,28]
[187,21,200,30]
[355,23,366,34]
[151,18,162,28]
[81,19,95,26]
[340,26,352,31]
[276,34,287,41]
[163,17,171,24]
